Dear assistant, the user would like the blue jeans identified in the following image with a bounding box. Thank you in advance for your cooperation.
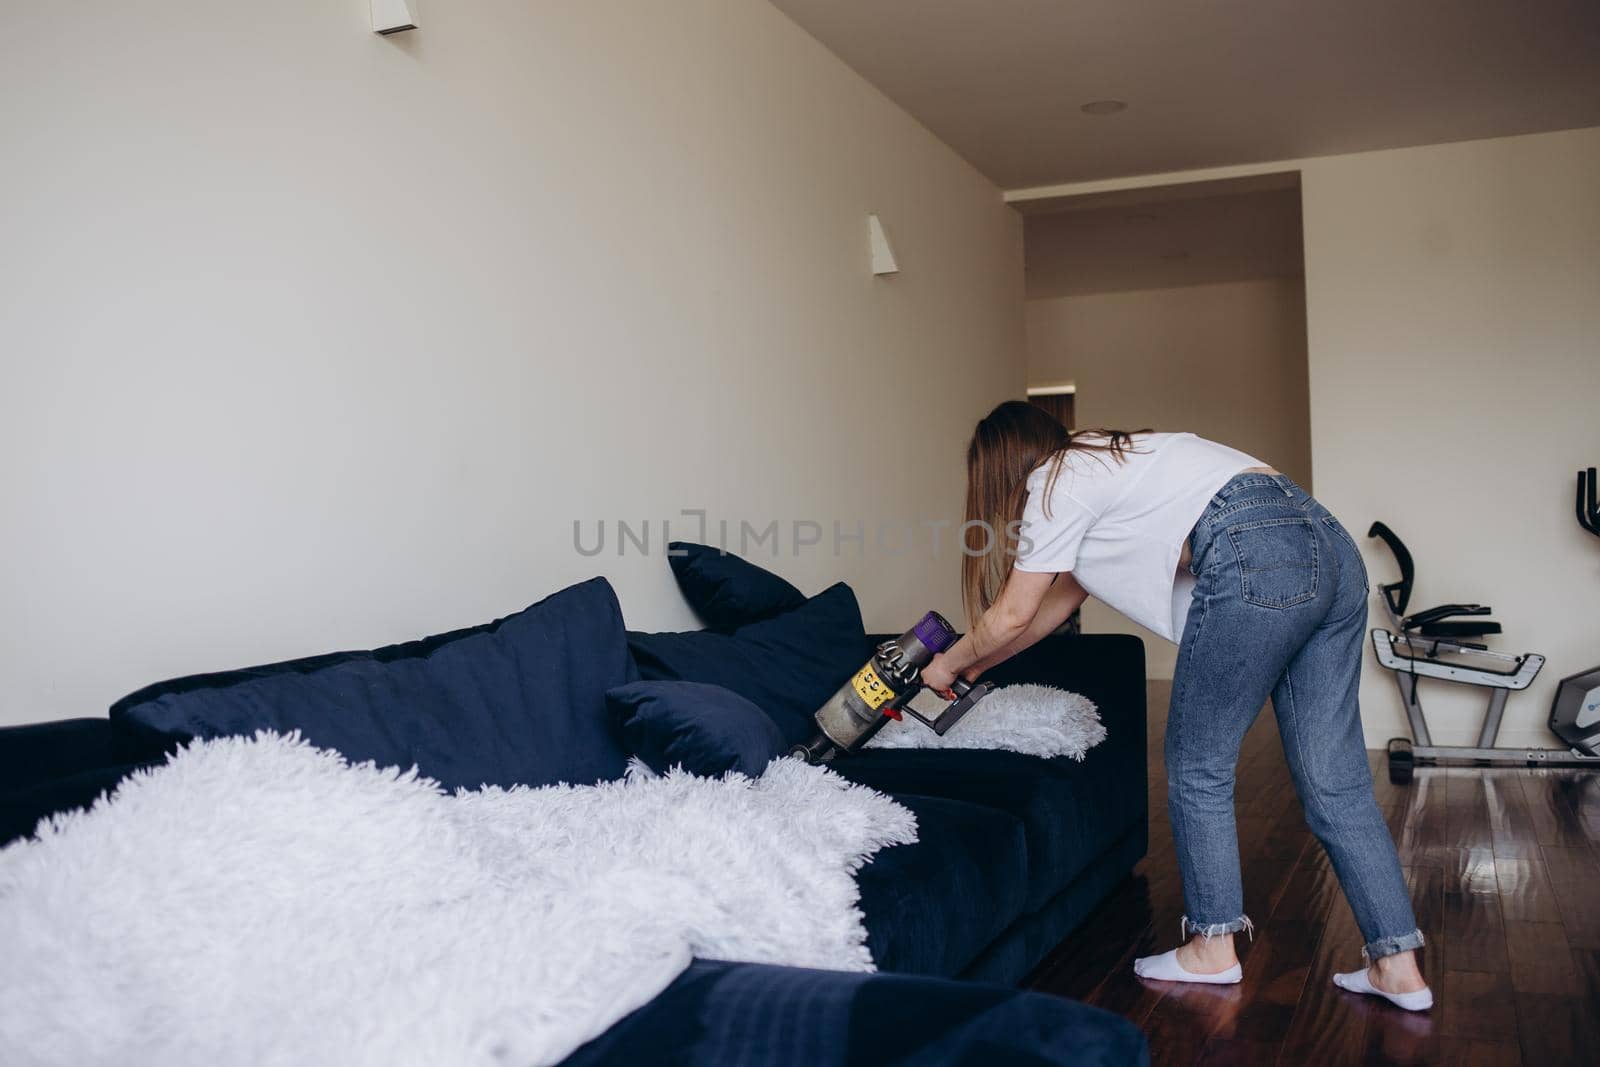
[1168,472,1423,961]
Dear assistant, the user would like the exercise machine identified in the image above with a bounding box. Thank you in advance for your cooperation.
[1368,501,1600,782]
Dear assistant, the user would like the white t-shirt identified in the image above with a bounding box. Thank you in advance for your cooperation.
[1013,432,1262,643]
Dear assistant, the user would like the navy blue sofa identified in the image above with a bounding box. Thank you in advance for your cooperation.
[0,578,1149,1065]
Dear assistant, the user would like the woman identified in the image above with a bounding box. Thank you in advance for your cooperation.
[920,401,1431,1011]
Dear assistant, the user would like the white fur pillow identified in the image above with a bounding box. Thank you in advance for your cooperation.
[865,683,1106,760]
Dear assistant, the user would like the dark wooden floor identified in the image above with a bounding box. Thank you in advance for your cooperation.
[1026,682,1600,1066]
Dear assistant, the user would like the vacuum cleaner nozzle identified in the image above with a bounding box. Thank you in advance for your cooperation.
[791,610,992,764]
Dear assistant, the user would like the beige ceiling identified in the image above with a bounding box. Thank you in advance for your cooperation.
[769,0,1600,190]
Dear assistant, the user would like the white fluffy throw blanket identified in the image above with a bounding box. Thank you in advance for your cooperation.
[867,683,1106,760]
[0,733,916,1067]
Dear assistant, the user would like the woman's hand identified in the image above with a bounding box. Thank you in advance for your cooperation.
[920,654,958,700]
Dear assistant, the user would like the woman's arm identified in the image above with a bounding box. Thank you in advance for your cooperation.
[964,572,1086,677]
[922,571,1087,697]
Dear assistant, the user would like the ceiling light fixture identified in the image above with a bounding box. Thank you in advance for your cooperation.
[1080,100,1127,116]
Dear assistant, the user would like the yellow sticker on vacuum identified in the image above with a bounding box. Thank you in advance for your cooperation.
[851,664,894,709]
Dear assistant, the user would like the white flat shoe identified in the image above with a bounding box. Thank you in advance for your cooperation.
[1332,968,1433,1012]
[1132,948,1242,985]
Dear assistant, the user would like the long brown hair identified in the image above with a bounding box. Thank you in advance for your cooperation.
[960,401,1145,624]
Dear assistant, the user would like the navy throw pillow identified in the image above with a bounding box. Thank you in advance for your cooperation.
[110,577,638,791]
[668,541,807,630]
[627,582,870,745]
[608,681,788,777]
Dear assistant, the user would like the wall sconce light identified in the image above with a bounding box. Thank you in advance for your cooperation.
[868,214,899,276]
[372,0,419,35]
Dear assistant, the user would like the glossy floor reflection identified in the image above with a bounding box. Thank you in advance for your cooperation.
[1025,682,1600,1066]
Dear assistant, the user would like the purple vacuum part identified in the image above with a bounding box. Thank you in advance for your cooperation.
[912,611,958,655]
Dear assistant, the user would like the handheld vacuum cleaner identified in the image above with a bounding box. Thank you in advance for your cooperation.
[791,610,992,764]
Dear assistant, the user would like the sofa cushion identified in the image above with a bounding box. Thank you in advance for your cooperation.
[667,541,807,629]
[110,577,638,791]
[836,744,1145,913]
[607,680,787,777]
[557,958,1149,1067]
[563,959,1152,1067]
[856,794,1029,977]
[627,583,869,746]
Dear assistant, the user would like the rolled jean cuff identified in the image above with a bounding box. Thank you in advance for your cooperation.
[1363,929,1425,961]
[1182,915,1253,940]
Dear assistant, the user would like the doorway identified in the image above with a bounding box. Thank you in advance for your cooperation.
[1026,383,1075,429]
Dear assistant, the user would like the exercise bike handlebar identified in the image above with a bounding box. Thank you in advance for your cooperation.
[1367,521,1414,615]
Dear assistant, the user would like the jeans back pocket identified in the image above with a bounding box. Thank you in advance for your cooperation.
[1226,517,1319,608]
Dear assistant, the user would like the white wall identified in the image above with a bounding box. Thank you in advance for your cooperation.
[0,1,1024,727]
[1301,128,1600,747]
[1027,282,1311,488]
[1009,125,1600,746]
